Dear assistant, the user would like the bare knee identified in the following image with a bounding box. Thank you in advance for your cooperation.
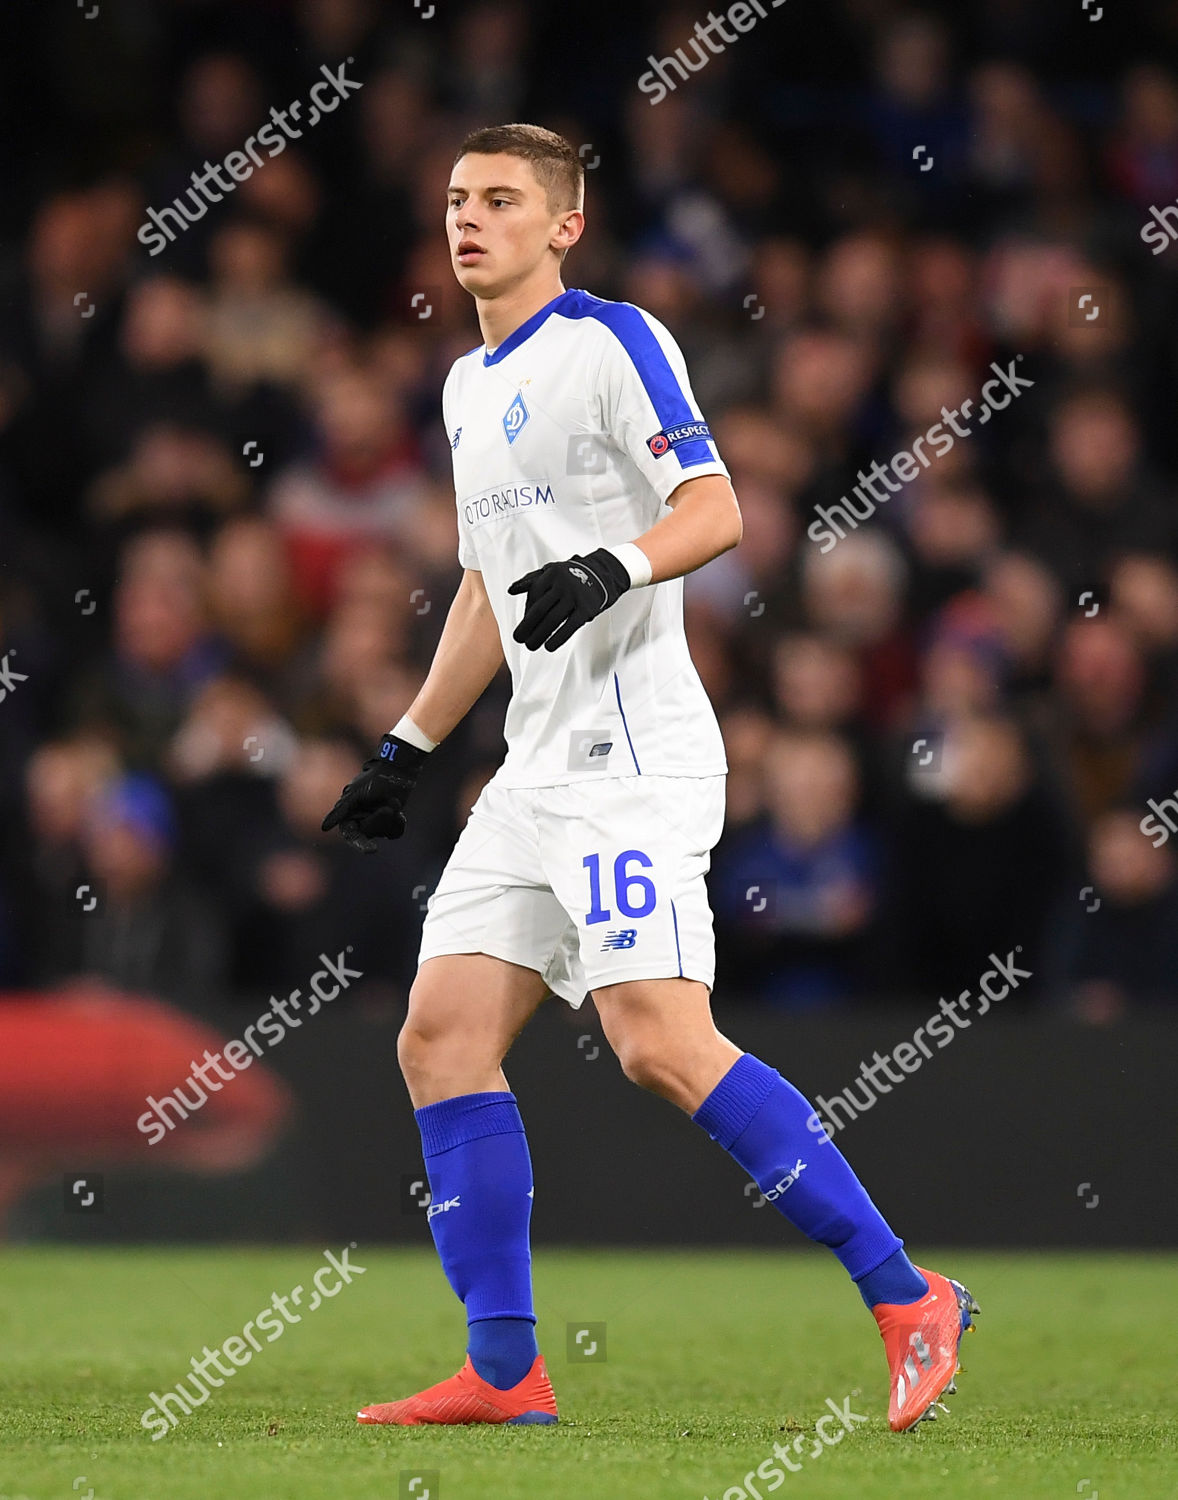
[397,989,475,1089]
[594,981,743,1111]
[397,955,547,1106]
[396,1012,443,1081]
[611,1031,678,1097]
[397,1017,490,1110]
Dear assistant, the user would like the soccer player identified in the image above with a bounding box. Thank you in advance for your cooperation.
[322,123,978,1432]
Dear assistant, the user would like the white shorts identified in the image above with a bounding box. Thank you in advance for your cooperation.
[417,773,726,1008]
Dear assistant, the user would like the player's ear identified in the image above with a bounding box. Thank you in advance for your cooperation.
[551,209,584,256]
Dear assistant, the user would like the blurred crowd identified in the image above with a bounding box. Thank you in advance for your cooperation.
[3,0,1178,1020]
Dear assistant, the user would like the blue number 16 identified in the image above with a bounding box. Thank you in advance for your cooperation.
[583,849,657,925]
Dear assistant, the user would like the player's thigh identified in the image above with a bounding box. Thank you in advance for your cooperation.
[592,974,716,1043]
[402,951,550,1068]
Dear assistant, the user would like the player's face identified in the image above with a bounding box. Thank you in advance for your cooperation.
[446,153,576,298]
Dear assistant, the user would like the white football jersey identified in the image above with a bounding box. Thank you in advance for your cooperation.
[442,287,730,788]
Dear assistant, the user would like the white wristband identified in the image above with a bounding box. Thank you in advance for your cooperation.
[390,713,437,752]
[605,541,653,589]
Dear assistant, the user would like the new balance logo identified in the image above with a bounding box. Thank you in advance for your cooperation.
[600,929,637,951]
[426,1195,461,1220]
[761,1159,807,1201]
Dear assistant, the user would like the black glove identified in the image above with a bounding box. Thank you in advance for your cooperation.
[508,547,631,652]
[320,733,430,853]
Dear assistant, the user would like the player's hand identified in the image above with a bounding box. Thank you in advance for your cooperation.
[320,734,430,853]
[508,548,631,652]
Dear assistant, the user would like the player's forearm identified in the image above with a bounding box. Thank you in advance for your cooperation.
[622,474,743,586]
[404,571,505,744]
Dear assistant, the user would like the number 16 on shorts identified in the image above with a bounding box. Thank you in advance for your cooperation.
[582,846,657,924]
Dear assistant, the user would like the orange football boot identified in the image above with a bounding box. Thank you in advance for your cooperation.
[357,1352,558,1426]
[873,1267,979,1431]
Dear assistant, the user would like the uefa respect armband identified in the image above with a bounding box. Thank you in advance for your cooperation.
[645,420,713,457]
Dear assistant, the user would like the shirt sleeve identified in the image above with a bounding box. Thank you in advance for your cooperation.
[596,305,730,506]
[443,368,480,570]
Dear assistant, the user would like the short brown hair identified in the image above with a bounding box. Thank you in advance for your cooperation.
[453,123,584,213]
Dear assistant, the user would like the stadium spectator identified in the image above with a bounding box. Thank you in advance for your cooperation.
[882,714,1074,1000]
[24,769,228,1015]
[69,531,227,768]
[711,729,879,1007]
[1060,808,1178,1019]
[267,366,427,616]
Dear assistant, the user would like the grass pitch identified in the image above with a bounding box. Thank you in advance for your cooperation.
[0,1247,1174,1500]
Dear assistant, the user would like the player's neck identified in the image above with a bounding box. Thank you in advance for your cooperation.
[476,277,566,355]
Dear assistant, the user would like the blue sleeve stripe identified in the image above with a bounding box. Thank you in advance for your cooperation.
[670,898,683,977]
[572,296,716,468]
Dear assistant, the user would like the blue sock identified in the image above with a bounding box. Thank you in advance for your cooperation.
[692,1054,928,1307]
[467,1317,540,1391]
[414,1090,539,1389]
[855,1247,929,1310]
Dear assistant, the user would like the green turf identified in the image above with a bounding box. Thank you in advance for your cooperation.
[0,1247,1174,1500]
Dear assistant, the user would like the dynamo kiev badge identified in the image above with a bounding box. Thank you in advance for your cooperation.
[503,391,530,445]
